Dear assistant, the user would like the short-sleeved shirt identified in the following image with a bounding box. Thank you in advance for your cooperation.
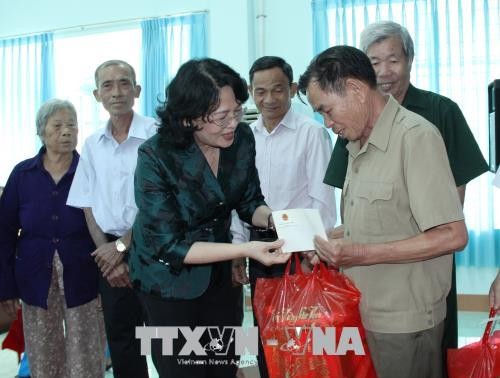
[342,96,464,333]
[325,84,488,189]
[67,112,157,236]
[129,123,266,300]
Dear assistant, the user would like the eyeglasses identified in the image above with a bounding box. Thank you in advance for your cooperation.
[210,107,244,128]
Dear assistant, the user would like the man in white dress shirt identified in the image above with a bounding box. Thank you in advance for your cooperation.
[231,56,336,378]
[67,60,156,378]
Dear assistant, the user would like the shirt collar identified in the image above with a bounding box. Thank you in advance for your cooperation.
[23,146,47,171]
[252,107,296,134]
[23,146,80,174]
[401,83,424,110]
[98,111,150,143]
[346,95,399,156]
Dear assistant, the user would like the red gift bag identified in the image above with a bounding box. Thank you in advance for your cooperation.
[447,308,500,378]
[253,254,377,378]
[1,308,24,361]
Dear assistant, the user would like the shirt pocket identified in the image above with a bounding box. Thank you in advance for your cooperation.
[352,181,393,236]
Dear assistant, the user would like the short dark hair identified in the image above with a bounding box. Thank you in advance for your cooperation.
[298,45,377,100]
[249,56,293,85]
[156,58,249,147]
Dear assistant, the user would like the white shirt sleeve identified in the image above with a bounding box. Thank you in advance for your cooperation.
[493,167,500,188]
[67,140,94,208]
[230,210,251,244]
[305,126,337,231]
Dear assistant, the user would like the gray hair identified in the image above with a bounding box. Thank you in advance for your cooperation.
[94,60,137,87]
[36,99,77,140]
[359,21,414,62]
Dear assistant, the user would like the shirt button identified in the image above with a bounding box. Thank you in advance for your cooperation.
[51,215,59,221]
[354,168,359,174]
[52,190,58,196]
[52,238,60,244]
[213,218,218,222]
[218,202,224,206]
[350,200,354,206]
[345,231,350,237]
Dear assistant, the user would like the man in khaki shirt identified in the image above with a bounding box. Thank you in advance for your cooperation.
[298,46,468,378]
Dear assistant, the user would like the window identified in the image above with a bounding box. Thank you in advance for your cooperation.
[0,12,207,184]
[312,0,500,266]
[53,26,142,149]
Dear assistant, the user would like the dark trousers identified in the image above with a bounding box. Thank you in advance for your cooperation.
[99,275,149,378]
[138,262,243,378]
[442,256,458,377]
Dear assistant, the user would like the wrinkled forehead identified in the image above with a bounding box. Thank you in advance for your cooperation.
[96,64,135,85]
[305,81,328,109]
[367,36,406,59]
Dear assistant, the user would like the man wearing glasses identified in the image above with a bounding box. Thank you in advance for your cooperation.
[230,56,336,378]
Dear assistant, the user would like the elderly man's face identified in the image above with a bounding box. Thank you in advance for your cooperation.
[306,80,368,143]
[93,64,140,117]
[366,36,412,104]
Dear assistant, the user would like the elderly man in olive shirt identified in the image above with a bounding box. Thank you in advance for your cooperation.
[299,46,468,378]
[325,22,488,369]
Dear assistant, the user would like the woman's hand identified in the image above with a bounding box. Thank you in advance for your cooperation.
[247,239,290,266]
[0,298,20,319]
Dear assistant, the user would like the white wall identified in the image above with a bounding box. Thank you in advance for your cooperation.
[264,0,314,82]
[0,0,315,86]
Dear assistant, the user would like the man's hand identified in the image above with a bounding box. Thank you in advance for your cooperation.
[92,241,125,276]
[313,236,365,268]
[0,298,20,319]
[489,271,500,313]
[231,258,249,286]
[106,262,132,288]
[327,225,345,239]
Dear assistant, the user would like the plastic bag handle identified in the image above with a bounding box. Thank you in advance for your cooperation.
[284,252,303,276]
[312,259,329,276]
[481,307,497,345]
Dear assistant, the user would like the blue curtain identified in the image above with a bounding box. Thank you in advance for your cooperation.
[189,13,207,59]
[0,33,55,185]
[311,0,500,267]
[141,13,207,117]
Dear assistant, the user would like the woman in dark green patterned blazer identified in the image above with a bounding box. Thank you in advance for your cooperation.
[129,58,289,378]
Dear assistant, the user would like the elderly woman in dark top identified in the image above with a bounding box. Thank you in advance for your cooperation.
[0,99,105,378]
[129,58,289,378]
